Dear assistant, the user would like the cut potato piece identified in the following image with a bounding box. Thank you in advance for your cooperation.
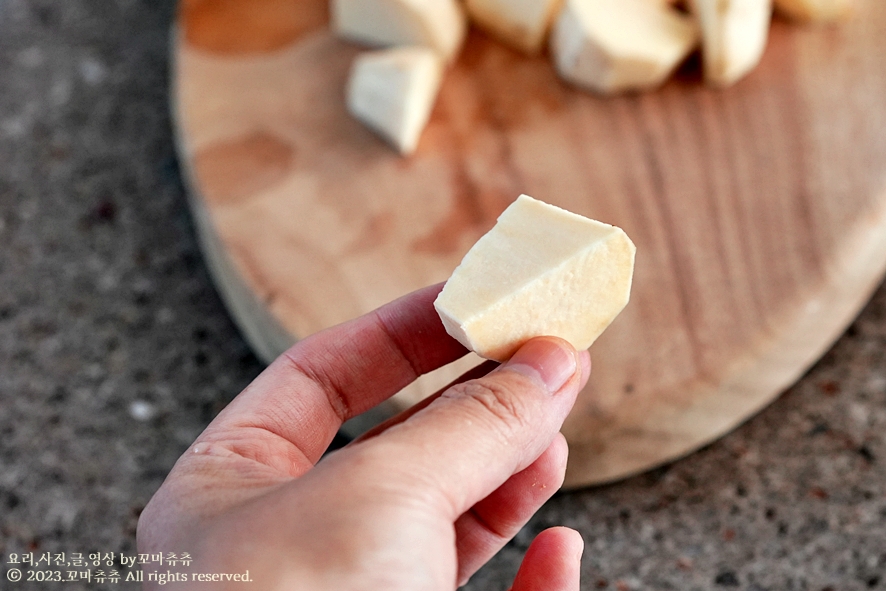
[774,0,852,22]
[332,0,467,62]
[689,0,772,87]
[550,0,699,94]
[347,47,443,155]
[464,0,563,55]
[435,194,636,362]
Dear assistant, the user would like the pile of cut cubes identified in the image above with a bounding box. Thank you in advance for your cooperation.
[336,0,851,155]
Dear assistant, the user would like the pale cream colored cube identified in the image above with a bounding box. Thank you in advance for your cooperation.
[550,0,699,95]
[332,0,467,62]
[346,47,443,155]
[689,0,773,87]
[464,0,563,55]
[435,195,636,362]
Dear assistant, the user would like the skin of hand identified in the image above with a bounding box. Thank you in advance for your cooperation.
[137,284,591,590]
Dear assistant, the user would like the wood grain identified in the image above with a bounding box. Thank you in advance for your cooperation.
[173,0,886,487]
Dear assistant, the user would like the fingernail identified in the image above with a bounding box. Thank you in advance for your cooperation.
[505,339,578,394]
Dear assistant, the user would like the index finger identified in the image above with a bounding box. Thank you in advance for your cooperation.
[204,283,468,466]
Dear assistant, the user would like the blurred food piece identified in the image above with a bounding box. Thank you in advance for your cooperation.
[689,0,773,87]
[332,0,467,61]
[346,46,444,154]
[464,0,563,55]
[550,0,699,94]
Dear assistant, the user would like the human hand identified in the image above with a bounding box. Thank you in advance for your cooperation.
[137,284,590,590]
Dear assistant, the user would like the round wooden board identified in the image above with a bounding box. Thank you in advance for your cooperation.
[173,0,886,488]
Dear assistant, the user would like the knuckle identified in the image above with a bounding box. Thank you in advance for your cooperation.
[443,378,531,438]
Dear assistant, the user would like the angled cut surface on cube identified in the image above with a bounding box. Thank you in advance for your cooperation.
[435,195,636,362]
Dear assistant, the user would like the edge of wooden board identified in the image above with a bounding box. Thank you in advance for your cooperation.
[562,199,886,487]
[169,26,404,433]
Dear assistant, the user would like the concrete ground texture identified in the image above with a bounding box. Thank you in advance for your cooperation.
[1,1,884,589]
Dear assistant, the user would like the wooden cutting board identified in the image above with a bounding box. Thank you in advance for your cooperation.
[173,0,886,488]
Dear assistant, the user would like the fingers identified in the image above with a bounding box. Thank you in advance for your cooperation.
[351,360,498,445]
[200,284,467,467]
[354,337,590,521]
[454,434,569,586]
[510,527,583,591]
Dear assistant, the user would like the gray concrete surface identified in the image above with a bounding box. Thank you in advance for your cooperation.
[0,1,884,589]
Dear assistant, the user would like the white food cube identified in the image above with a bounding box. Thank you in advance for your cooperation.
[550,0,699,95]
[332,0,467,62]
[774,0,852,22]
[435,195,636,362]
[464,0,563,55]
[347,47,444,155]
[689,0,773,87]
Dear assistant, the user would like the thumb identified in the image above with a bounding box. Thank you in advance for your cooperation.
[357,337,589,519]
[511,527,583,591]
